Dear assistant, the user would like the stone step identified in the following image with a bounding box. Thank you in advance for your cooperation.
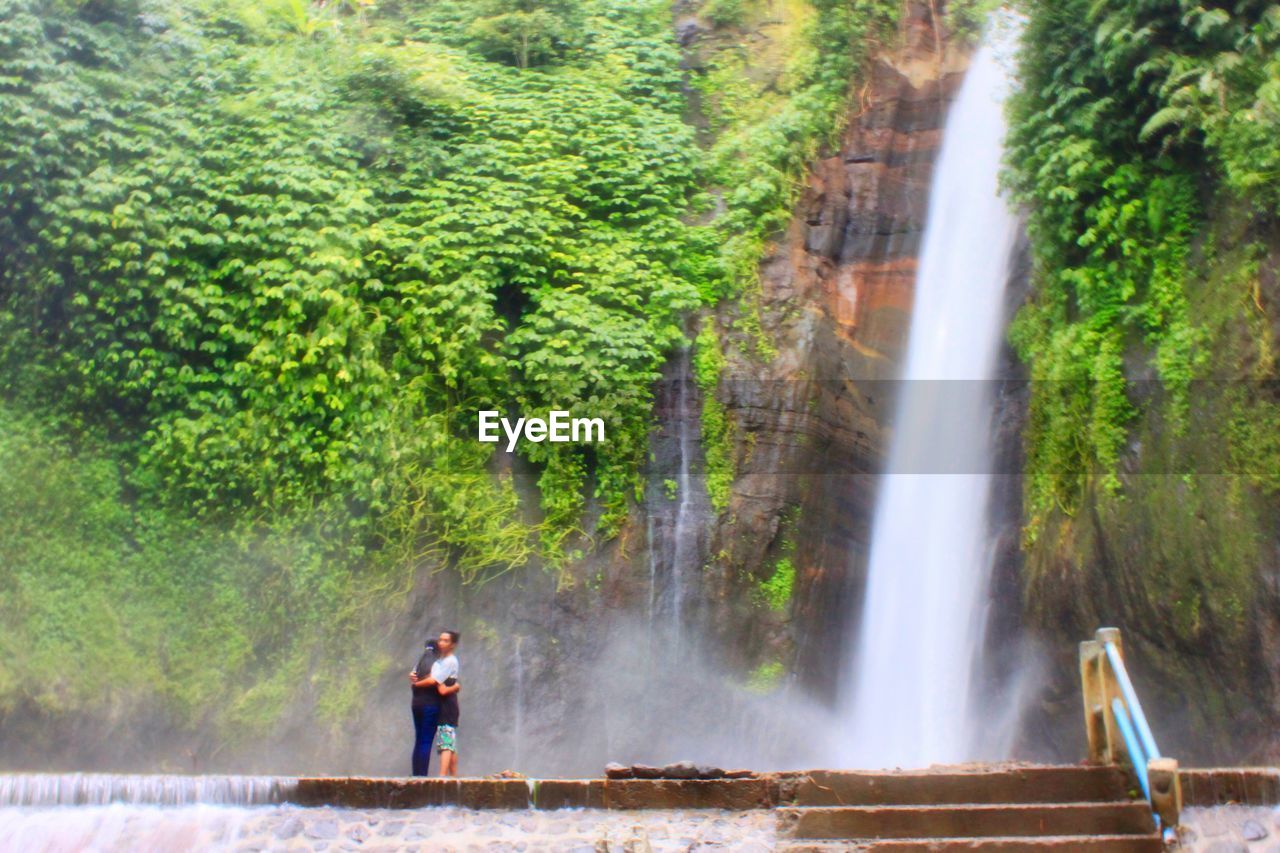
[776,802,1157,840]
[791,766,1134,806]
[778,834,1163,851]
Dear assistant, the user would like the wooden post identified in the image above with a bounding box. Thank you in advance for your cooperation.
[1079,640,1108,763]
[1095,627,1125,764]
[1148,757,1182,827]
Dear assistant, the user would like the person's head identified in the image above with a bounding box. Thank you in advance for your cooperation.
[437,630,460,656]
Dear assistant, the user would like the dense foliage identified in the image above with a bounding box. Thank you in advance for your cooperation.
[1006,0,1280,535]
[0,0,713,543]
[0,0,714,738]
[1005,0,1280,689]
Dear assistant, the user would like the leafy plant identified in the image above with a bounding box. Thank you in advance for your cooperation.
[463,0,583,68]
[760,556,796,611]
[0,0,713,741]
[703,0,748,28]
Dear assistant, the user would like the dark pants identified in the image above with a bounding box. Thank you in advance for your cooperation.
[411,704,440,776]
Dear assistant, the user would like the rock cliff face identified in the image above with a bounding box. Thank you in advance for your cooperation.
[700,4,971,698]
[1017,226,1280,766]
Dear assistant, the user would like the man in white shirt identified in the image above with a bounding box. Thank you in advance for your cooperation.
[427,631,461,776]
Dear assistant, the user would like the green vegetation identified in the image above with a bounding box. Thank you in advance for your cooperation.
[0,0,716,741]
[755,506,799,611]
[0,406,390,735]
[0,0,925,749]
[703,0,748,29]
[663,478,679,500]
[1,0,716,545]
[759,557,796,611]
[1006,0,1280,535]
[946,0,1001,43]
[1007,0,1280,652]
[458,0,584,69]
[692,0,899,302]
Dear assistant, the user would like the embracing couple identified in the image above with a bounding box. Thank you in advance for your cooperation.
[409,630,461,777]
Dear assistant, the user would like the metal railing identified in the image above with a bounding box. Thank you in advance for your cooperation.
[1080,627,1182,831]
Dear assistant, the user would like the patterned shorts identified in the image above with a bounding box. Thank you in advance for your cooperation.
[436,724,457,754]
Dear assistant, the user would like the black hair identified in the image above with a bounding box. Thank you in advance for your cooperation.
[442,630,461,644]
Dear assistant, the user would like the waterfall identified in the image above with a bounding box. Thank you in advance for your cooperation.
[670,346,696,644]
[0,774,295,806]
[645,346,707,644]
[840,22,1021,768]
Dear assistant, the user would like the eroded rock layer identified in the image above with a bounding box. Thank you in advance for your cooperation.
[703,3,970,695]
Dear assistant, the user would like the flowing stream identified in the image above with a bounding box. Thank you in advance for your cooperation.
[839,24,1022,768]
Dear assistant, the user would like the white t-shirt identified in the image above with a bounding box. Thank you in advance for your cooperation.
[431,654,459,684]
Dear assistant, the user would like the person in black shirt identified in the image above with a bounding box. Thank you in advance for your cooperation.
[408,641,441,776]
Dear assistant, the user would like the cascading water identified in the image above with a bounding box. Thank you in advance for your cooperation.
[0,774,295,807]
[670,346,697,642]
[840,21,1022,769]
[0,774,297,851]
[645,346,706,645]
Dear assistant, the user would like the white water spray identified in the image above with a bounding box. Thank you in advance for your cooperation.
[841,23,1021,768]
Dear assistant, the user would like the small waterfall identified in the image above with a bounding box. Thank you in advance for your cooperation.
[645,346,708,644]
[0,774,296,806]
[840,22,1022,768]
[670,346,696,642]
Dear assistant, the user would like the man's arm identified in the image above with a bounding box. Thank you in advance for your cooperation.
[409,670,438,688]
[438,678,460,696]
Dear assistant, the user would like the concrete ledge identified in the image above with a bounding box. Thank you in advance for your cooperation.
[289,768,1280,812]
[291,776,786,810]
[776,803,1156,840]
[790,766,1132,806]
[530,780,605,809]
[779,837,1163,852]
[601,778,780,810]
[1179,768,1280,806]
[293,778,531,809]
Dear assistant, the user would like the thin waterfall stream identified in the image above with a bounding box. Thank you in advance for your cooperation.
[645,345,705,644]
[670,346,696,645]
[840,22,1022,768]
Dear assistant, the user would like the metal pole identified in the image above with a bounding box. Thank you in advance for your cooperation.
[1111,698,1152,806]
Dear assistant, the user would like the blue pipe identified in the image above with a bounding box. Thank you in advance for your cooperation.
[1112,697,1151,804]
[1104,641,1162,761]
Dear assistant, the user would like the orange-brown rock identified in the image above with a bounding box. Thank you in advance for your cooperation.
[702,0,970,699]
